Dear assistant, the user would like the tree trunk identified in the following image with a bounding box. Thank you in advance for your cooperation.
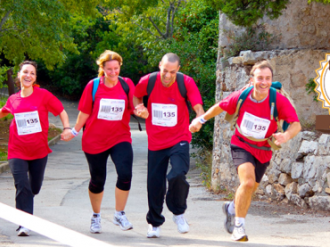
[6,68,15,96]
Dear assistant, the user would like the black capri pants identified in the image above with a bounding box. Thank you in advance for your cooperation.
[9,156,48,215]
[84,142,133,193]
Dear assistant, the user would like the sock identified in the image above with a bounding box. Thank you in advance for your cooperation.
[228,201,235,215]
[93,212,101,218]
[235,217,245,227]
[115,210,124,217]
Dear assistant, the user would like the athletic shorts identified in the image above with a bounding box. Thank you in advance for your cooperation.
[230,144,270,183]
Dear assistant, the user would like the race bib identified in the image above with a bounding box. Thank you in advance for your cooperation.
[152,103,177,127]
[15,111,42,135]
[97,99,125,121]
[240,112,270,139]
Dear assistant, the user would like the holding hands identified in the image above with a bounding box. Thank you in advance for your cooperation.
[134,103,149,119]
[61,128,76,142]
[189,117,203,133]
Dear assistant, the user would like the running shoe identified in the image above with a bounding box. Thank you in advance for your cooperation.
[113,211,133,231]
[173,214,189,233]
[231,224,248,242]
[16,226,30,236]
[147,224,160,238]
[222,201,235,234]
[90,214,101,233]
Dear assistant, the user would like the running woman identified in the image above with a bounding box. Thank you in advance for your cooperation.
[0,61,71,236]
[62,50,145,233]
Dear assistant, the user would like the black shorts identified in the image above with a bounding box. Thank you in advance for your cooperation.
[230,144,269,183]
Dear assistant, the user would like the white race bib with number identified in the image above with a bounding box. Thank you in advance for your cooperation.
[97,99,125,121]
[15,111,42,135]
[152,103,177,127]
[240,112,271,139]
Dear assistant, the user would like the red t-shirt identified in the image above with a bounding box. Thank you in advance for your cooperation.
[219,89,299,163]
[134,72,203,151]
[78,76,135,154]
[1,87,64,160]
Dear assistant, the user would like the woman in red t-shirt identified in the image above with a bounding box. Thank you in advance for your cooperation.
[62,50,146,234]
[0,61,71,236]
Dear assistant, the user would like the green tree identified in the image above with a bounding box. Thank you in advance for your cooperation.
[205,0,289,27]
[0,0,100,86]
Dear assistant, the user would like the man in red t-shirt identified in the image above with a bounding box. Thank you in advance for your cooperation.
[133,53,204,238]
[189,60,301,242]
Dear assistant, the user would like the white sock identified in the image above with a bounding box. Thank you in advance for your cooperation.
[235,217,245,227]
[115,210,124,216]
[228,201,235,215]
[93,212,101,218]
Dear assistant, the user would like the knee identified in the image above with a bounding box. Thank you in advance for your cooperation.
[89,179,105,194]
[116,174,132,191]
[240,178,255,191]
[167,173,186,183]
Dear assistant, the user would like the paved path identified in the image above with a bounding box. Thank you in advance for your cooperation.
[0,99,330,247]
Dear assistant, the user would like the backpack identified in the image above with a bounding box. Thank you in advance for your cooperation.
[92,77,142,131]
[224,81,292,150]
[145,72,193,112]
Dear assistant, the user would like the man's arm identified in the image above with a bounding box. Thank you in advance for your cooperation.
[193,104,204,118]
[189,103,224,133]
[273,121,301,146]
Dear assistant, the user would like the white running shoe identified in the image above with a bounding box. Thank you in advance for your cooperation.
[147,224,160,238]
[222,202,235,234]
[90,214,101,234]
[173,214,189,233]
[231,224,248,242]
[113,211,133,231]
[16,226,30,236]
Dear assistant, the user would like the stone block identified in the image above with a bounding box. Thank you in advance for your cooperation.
[285,182,297,199]
[297,141,318,158]
[318,134,330,144]
[265,184,273,196]
[228,57,243,65]
[327,173,330,188]
[308,196,330,211]
[278,173,293,186]
[297,183,313,197]
[291,162,303,179]
[280,158,292,174]
[312,180,323,193]
[303,156,316,180]
[290,194,308,208]
[274,183,285,196]
[325,188,330,195]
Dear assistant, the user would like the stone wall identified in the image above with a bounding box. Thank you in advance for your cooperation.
[219,0,330,50]
[212,49,330,211]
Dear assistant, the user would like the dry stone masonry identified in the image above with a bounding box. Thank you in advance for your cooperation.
[213,0,330,211]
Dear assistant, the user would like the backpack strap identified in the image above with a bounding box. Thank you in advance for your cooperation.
[225,86,253,131]
[147,72,158,96]
[176,72,193,112]
[92,77,100,102]
[119,76,142,131]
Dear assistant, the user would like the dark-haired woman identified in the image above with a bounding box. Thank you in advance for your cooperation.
[0,61,71,236]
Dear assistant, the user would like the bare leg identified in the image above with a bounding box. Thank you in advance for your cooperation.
[235,162,257,217]
[115,187,129,211]
[89,190,104,213]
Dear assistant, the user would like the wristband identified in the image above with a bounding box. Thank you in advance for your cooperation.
[199,116,207,124]
[71,127,79,137]
[63,127,71,130]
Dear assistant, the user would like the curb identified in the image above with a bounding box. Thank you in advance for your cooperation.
[0,134,62,174]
